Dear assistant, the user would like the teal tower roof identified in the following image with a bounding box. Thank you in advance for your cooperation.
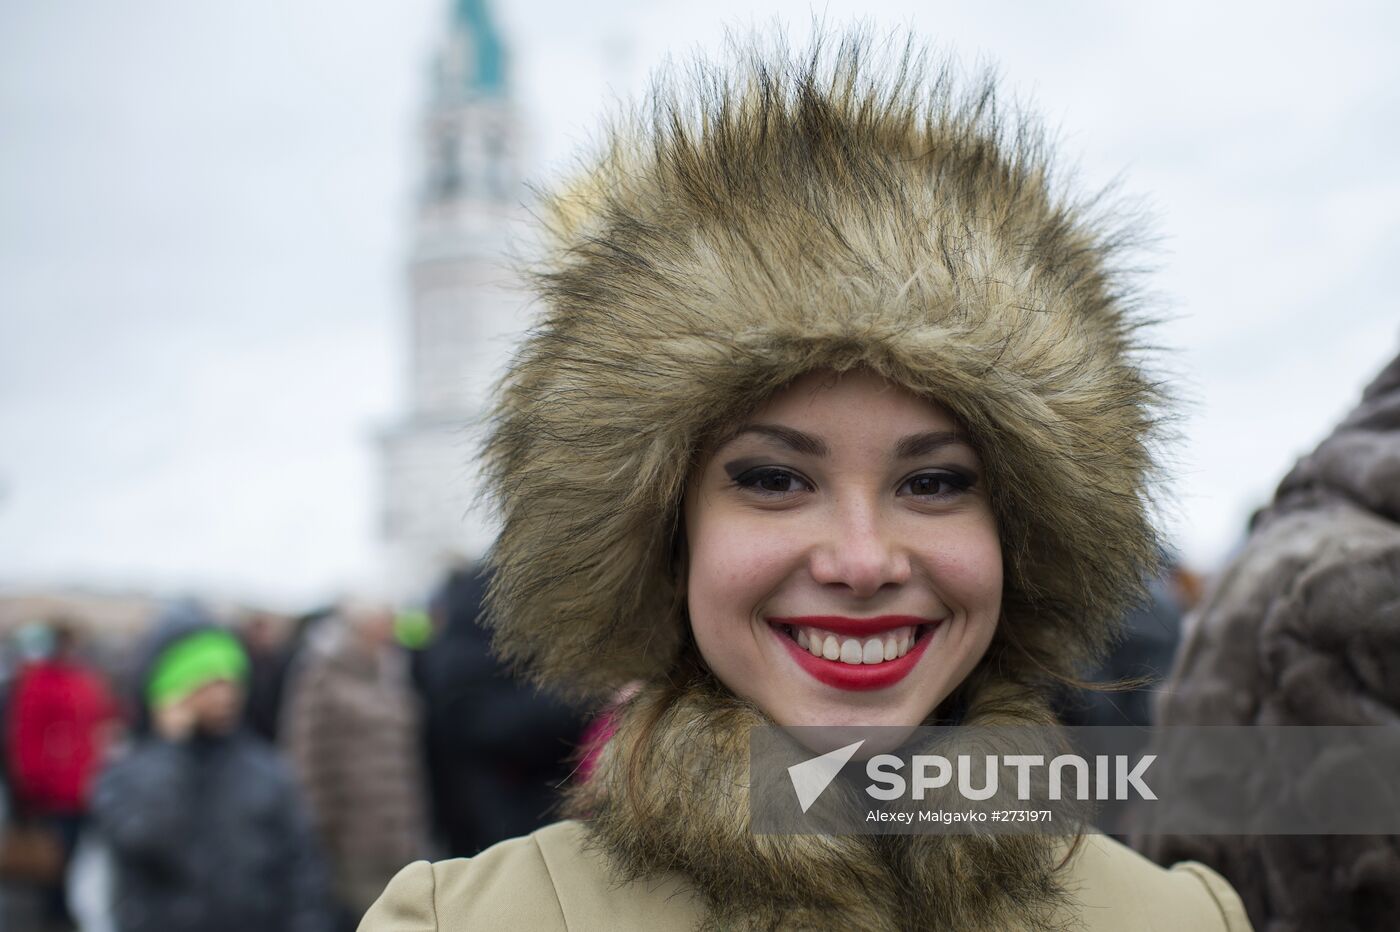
[450,0,506,96]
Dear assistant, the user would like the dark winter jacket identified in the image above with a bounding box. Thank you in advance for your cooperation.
[1143,351,1400,930]
[1058,574,1183,727]
[92,604,335,932]
[416,567,588,857]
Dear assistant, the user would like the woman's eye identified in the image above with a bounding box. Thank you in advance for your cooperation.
[733,467,811,496]
[899,471,973,499]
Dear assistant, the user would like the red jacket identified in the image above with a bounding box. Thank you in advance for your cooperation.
[6,659,116,813]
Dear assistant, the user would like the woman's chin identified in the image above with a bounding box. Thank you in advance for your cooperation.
[766,705,921,756]
[761,684,933,733]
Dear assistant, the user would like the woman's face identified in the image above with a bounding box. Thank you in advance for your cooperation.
[682,368,1001,729]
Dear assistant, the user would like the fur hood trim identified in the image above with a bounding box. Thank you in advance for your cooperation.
[563,663,1077,931]
[482,31,1168,699]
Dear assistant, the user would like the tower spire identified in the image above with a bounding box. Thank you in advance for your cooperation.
[438,0,506,100]
[380,0,528,599]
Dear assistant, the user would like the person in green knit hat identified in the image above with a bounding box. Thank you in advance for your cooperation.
[92,602,335,932]
[144,627,249,740]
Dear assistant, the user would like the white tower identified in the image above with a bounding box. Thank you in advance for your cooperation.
[379,0,528,600]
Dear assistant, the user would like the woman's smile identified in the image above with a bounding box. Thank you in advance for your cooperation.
[766,614,947,691]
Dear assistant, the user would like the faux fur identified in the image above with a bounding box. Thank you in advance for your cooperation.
[481,30,1168,700]
[563,653,1081,932]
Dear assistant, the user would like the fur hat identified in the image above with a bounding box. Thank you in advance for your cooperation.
[482,31,1168,702]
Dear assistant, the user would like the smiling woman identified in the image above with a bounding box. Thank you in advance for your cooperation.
[682,368,1002,729]
[358,28,1252,932]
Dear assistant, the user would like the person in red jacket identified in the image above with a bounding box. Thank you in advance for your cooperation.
[5,619,117,922]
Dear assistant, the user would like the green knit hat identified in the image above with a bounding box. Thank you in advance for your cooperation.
[147,629,248,708]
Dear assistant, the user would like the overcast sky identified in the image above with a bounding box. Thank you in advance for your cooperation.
[2,1,1397,608]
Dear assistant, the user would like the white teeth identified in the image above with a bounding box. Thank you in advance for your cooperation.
[786,624,921,665]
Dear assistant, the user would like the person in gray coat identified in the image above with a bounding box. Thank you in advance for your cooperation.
[1142,349,1400,931]
[92,604,335,932]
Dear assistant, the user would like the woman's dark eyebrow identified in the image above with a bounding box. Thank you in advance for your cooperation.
[894,430,968,459]
[724,424,828,456]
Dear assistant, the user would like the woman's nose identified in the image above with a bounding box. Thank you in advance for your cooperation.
[807,506,911,598]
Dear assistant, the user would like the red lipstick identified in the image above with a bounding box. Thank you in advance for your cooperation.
[766,615,943,691]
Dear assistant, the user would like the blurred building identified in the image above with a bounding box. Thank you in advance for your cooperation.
[378,0,530,600]
[0,590,158,641]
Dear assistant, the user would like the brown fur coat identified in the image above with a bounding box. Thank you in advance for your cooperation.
[1143,352,1400,931]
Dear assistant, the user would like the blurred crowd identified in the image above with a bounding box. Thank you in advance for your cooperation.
[0,559,1200,932]
[0,566,592,932]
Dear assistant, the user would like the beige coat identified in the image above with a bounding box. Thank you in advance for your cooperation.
[359,820,1252,931]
